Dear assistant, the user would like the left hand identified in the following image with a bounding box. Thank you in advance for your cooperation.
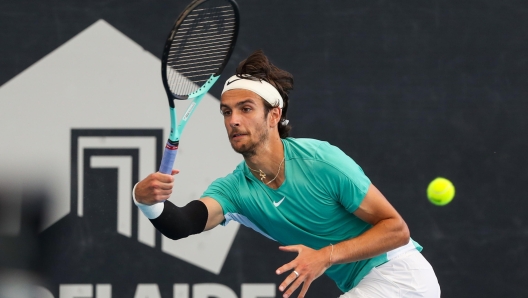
[276,244,332,298]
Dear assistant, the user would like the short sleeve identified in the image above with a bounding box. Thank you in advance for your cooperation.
[201,173,241,224]
[315,142,371,213]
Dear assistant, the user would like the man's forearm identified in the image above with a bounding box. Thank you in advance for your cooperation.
[149,200,208,240]
[133,182,209,240]
[329,217,410,265]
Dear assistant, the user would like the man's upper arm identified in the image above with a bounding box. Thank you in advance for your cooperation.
[200,172,241,231]
[353,184,404,226]
[200,197,225,231]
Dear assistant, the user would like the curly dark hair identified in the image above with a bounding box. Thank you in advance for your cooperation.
[235,50,294,138]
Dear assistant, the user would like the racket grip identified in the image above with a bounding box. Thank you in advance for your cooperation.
[159,140,179,174]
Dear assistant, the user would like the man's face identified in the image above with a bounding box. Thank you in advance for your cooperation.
[220,89,274,157]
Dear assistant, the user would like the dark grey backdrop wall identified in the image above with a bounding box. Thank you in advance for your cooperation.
[1,0,528,297]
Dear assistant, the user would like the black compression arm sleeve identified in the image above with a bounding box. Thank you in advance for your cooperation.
[149,200,208,240]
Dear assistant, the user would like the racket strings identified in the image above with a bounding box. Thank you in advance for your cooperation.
[167,3,236,97]
[170,33,234,49]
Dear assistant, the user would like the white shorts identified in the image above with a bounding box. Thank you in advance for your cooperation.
[340,250,441,298]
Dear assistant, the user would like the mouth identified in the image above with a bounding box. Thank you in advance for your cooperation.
[230,132,247,140]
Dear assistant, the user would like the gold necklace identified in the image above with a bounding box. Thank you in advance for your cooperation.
[247,157,285,185]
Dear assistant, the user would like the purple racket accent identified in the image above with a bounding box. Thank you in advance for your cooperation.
[159,141,179,174]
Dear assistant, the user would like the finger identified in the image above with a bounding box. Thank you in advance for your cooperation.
[296,279,313,298]
[148,182,173,199]
[155,188,173,196]
[278,270,300,292]
[158,182,174,190]
[171,169,180,175]
[154,195,170,202]
[276,261,296,275]
[154,172,175,183]
[283,274,304,298]
[278,245,300,252]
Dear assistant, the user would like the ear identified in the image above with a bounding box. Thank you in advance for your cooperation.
[268,107,282,128]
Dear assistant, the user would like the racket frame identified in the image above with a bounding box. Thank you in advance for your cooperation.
[158,0,239,174]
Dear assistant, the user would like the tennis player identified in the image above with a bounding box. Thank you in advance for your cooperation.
[133,50,441,298]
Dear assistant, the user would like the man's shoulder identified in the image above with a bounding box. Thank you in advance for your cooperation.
[284,137,329,157]
[284,137,326,146]
[285,137,362,172]
[202,163,246,203]
[227,161,247,179]
[284,137,339,159]
[209,161,246,185]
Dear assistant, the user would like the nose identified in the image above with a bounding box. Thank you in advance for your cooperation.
[229,111,240,127]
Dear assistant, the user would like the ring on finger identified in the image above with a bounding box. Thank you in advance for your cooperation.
[293,270,299,278]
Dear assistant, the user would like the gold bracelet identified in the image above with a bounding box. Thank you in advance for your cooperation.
[329,243,334,264]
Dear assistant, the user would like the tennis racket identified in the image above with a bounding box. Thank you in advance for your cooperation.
[159,0,240,174]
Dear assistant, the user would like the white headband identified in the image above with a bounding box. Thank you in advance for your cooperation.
[221,75,284,108]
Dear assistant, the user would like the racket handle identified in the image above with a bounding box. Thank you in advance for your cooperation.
[159,140,179,174]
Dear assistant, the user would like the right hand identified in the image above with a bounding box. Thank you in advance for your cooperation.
[134,169,179,205]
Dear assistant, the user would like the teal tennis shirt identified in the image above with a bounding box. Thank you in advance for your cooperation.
[201,138,422,292]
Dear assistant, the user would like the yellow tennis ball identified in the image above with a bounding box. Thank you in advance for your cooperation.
[427,177,455,206]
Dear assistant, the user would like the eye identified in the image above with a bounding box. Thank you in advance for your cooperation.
[220,110,231,116]
[242,107,252,113]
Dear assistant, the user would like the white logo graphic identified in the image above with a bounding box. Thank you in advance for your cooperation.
[0,20,242,274]
[75,131,160,247]
[273,197,285,207]
[55,283,275,298]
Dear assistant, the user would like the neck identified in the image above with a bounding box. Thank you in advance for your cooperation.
[245,135,285,186]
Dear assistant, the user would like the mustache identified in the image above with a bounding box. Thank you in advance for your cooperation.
[229,128,248,137]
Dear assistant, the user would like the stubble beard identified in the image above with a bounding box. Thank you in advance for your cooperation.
[231,123,269,158]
